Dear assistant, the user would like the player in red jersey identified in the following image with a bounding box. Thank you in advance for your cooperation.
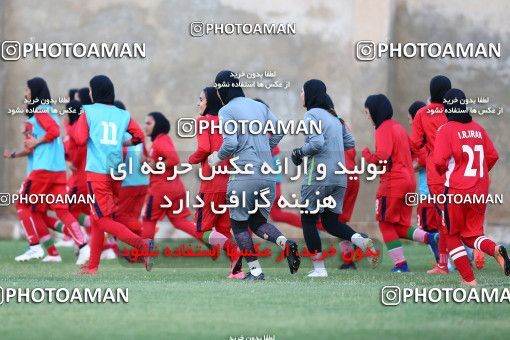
[188,87,243,278]
[74,75,149,274]
[363,94,438,272]
[410,75,451,274]
[142,111,214,271]
[433,88,509,285]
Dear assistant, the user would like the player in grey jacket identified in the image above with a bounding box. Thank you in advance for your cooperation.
[291,79,378,277]
[208,70,300,281]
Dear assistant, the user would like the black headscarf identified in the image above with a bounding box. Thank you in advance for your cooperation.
[148,111,170,141]
[443,88,472,123]
[113,100,126,110]
[27,77,51,116]
[364,94,393,129]
[253,98,269,108]
[214,70,245,105]
[89,75,115,105]
[68,88,78,101]
[430,75,451,104]
[303,79,331,111]
[408,100,426,119]
[66,100,82,125]
[78,87,92,105]
[203,87,223,116]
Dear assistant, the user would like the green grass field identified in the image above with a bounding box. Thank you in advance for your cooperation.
[0,240,509,340]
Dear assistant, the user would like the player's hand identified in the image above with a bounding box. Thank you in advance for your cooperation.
[291,148,304,166]
[207,151,221,166]
[3,148,11,159]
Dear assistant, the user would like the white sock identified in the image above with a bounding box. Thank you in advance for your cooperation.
[311,252,326,271]
[276,236,287,249]
[350,233,368,249]
[248,260,262,276]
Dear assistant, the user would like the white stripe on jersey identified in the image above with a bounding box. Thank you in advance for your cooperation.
[445,157,455,187]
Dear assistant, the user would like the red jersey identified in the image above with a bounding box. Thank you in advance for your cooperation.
[363,119,416,197]
[64,122,87,187]
[433,120,498,193]
[148,133,185,194]
[188,114,229,193]
[409,103,448,185]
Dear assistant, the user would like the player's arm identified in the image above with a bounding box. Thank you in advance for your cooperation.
[362,127,392,164]
[217,110,238,160]
[301,112,324,156]
[409,109,425,152]
[342,123,355,151]
[267,108,284,151]
[188,117,211,164]
[74,112,90,146]
[123,118,144,146]
[432,127,451,175]
[482,128,499,172]
[24,112,60,148]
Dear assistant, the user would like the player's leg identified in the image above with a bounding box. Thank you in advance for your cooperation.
[378,221,408,272]
[429,184,449,272]
[31,210,61,262]
[338,180,359,269]
[301,212,326,276]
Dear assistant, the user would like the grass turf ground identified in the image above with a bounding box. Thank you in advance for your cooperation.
[0,240,509,340]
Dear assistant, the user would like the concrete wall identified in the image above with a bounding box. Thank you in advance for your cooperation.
[0,0,508,235]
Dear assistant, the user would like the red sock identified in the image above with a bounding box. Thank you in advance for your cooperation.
[55,209,85,246]
[438,228,448,267]
[96,216,144,250]
[16,207,39,245]
[463,235,496,257]
[142,220,156,239]
[88,219,104,269]
[32,212,60,256]
[446,234,474,282]
[170,217,206,245]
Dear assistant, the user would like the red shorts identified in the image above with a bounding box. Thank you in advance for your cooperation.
[86,177,122,219]
[117,185,148,221]
[416,202,439,232]
[67,182,90,216]
[375,195,412,226]
[338,178,360,223]
[195,192,230,235]
[443,188,485,238]
[143,186,191,222]
[18,171,68,212]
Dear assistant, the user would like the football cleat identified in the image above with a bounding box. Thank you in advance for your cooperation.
[427,264,449,274]
[284,240,300,274]
[307,269,328,277]
[15,245,44,262]
[495,245,510,276]
[242,272,265,281]
[42,255,62,263]
[76,244,90,265]
[391,262,410,272]
[474,249,485,269]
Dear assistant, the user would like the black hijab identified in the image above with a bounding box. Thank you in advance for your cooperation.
[430,75,451,104]
[148,111,170,141]
[203,87,223,116]
[364,94,393,129]
[78,87,92,105]
[89,75,115,105]
[66,100,82,125]
[68,88,78,101]
[27,77,51,117]
[214,70,245,105]
[408,100,426,120]
[303,79,331,111]
[113,100,126,110]
[443,88,472,123]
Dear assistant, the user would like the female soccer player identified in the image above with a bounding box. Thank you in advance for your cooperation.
[141,111,212,271]
[410,76,451,274]
[362,94,437,272]
[13,77,89,264]
[188,87,243,278]
[74,75,148,274]
[291,79,377,277]
[208,70,300,281]
[433,88,509,285]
